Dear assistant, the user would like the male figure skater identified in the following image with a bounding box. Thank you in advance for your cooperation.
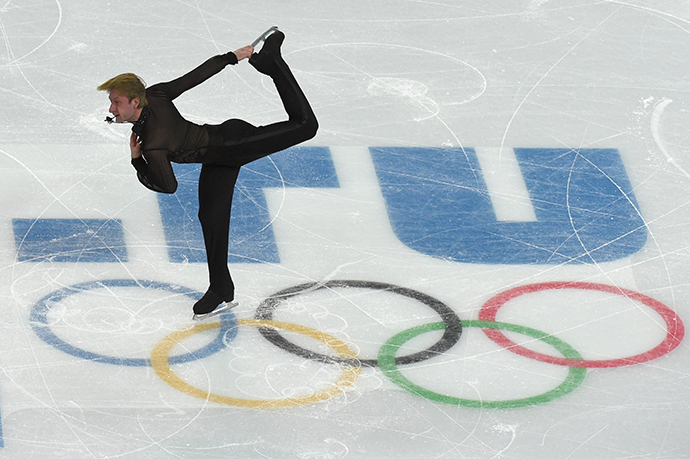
[98,28,318,319]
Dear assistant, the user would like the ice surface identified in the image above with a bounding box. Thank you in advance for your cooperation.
[1,0,689,457]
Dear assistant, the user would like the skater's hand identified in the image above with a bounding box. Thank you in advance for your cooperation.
[130,133,142,159]
[234,45,254,61]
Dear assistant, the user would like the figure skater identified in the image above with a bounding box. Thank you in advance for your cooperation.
[98,27,318,319]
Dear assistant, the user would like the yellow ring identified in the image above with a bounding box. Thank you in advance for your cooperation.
[151,318,361,408]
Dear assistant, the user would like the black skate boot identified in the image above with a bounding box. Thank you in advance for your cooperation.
[249,29,285,75]
[192,290,237,321]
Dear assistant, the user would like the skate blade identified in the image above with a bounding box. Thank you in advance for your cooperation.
[192,301,238,321]
[251,26,279,48]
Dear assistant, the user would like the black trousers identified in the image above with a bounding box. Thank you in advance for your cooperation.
[197,55,318,300]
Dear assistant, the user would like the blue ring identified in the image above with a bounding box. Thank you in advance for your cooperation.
[30,279,238,367]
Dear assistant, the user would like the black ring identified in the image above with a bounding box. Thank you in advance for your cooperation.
[255,280,462,367]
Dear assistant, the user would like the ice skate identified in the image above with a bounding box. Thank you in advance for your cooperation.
[192,301,238,321]
[192,289,235,318]
[251,26,279,48]
[249,29,285,75]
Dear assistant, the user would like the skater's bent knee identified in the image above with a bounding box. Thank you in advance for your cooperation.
[299,114,318,141]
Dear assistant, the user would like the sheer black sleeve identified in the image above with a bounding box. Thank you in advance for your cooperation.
[155,53,238,101]
[131,152,178,193]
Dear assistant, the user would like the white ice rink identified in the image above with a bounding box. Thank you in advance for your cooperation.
[1,0,689,457]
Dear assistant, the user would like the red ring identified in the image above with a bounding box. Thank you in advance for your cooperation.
[478,282,685,368]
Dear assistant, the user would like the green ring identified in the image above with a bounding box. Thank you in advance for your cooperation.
[378,320,587,409]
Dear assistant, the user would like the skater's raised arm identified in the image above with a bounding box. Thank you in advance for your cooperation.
[153,55,233,101]
[155,45,253,101]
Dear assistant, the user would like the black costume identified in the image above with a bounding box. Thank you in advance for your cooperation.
[130,32,318,311]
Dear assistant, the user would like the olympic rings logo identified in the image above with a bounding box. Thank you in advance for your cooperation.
[30,279,685,409]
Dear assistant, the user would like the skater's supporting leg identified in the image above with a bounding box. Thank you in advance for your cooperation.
[196,163,239,313]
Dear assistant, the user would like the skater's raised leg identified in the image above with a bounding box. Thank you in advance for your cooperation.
[203,30,318,167]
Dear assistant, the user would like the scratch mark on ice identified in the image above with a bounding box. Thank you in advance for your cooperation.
[651,98,690,179]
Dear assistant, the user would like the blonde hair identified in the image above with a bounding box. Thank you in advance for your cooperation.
[97,73,148,108]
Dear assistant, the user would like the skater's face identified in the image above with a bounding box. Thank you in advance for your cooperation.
[107,90,141,123]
